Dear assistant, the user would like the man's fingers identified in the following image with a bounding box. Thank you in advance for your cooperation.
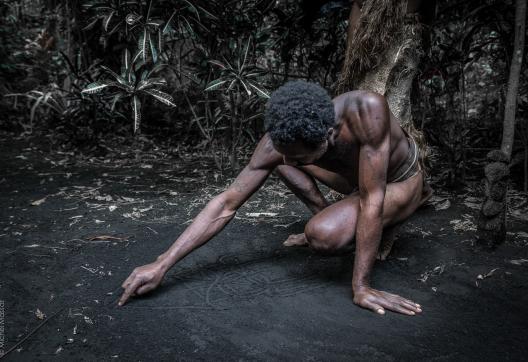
[401,297,421,309]
[380,292,422,314]
[361,299,385,315]
[388,295,422,313]
[400,299,422,313]
[375,297,416,316]
[118,279,142,306]
[136,283,155,295]
[122,272,136,289]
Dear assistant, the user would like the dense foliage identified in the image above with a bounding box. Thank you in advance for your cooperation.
[0,0,526,189]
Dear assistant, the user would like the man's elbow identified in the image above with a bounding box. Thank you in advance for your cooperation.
[213,192,238,219]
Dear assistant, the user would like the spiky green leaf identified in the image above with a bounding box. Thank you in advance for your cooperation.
[30,96,44,123]
[122,48,131,75]
[111,93,123,112]
[145,0,153,20]
[147,63,167,78]
[208,60,227,70]
[81,82,111,94]
[132,95,141,133]
[143,89,176,107]
[137,77,166,90]
[182,0,200,20]
[83,17,100,31]
[139,28,148,62]
[194,4,217,20]
[205,78,228,92]
[180,15,195,38]
[227,79,237,91]
[149,32,158,63]
[239,78,252,96]
[240,37,251,72]
[162,11,177,34]
[100,65,127,85]
[103,10,115,32]
[108,19,124,35]
[157,28,164,54]
[248,82,270,98]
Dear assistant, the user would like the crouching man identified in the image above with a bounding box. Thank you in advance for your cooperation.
[119,81,431,315]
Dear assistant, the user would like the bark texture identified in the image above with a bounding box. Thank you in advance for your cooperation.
[336,0,428,169]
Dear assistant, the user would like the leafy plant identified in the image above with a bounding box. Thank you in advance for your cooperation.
[205,38,270,99]
[204,37,270,170]
[83,0,141,37]
[80,0,215,133]
[82,49,175,132]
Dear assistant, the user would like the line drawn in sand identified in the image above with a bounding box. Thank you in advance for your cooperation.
[126,250,341,311]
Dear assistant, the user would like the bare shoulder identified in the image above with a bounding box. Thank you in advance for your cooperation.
[248,133,283,170]
[342,91,390,146]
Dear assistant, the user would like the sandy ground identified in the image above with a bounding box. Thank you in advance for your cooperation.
[1,136,528,361]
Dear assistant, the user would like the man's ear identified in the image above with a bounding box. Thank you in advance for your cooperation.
[327,128,335,146]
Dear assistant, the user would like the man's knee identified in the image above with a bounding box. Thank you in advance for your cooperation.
[304,219,350,254]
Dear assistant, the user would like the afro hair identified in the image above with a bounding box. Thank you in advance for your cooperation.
[264,80,335,148]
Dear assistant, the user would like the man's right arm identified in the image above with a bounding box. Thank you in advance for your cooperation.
[118,134,282,305]
[155,145,279,272]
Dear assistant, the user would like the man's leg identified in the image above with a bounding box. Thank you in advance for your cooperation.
[303,171,426,254]
[274,165,331,247]
[274,165,330,215]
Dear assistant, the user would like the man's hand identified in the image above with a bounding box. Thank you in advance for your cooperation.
[118,261,165,306]
[353,286,422,315]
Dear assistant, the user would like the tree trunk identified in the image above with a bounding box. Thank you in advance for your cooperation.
[336,0,431,169]
[477,0,526,248]
[501,0,526,159]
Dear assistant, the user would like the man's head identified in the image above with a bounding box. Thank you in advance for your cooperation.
[264,80,335,166]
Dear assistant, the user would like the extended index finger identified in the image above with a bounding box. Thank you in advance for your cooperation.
[118,279,142,306]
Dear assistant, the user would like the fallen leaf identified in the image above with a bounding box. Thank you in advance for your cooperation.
[434,199,451,211]
[87,235,128,242]
[35,308,45,320]
[246,212,278,217]
[510,259,528,265]
[31,197,47,206]
[477,268,499,280]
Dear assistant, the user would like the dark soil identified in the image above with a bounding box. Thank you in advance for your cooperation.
[1,134,528,361]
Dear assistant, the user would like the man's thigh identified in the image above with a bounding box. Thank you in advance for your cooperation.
[305,170,425,247]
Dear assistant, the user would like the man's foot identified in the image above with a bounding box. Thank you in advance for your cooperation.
[283,233,309,247]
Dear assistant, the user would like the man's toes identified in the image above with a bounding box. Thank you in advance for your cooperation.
[283,234,308,247]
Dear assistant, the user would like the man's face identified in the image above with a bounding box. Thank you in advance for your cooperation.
[274,139,328,166]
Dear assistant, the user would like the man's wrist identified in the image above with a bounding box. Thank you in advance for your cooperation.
[156,253,173,273]
[352,279,370,292]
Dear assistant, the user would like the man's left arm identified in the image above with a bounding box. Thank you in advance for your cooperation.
[351,95,422,316]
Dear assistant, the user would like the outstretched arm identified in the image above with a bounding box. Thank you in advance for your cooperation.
[119,135,281,305]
